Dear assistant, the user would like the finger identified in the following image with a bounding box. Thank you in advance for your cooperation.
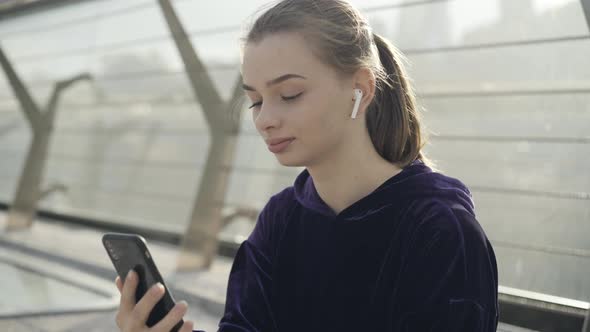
[115,276,123,293]
[119,270,138,315]
[149,300,188,332]
[179,320,194,332]
[134,282,166,324]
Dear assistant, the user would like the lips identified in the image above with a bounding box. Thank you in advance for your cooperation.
[267,138,295,153]
[266,137,295,145]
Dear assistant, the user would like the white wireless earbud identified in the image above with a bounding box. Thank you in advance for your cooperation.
[351,88,363,119]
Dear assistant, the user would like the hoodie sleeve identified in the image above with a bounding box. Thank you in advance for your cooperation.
[217,194,282,332]
[393,200,499,331]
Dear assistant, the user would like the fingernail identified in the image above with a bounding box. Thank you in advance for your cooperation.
[152,283,164,293]
[126,270,134,280]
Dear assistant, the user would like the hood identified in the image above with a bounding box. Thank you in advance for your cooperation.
[293,159,474,221]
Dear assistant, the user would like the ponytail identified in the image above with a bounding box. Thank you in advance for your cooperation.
[368,32,431,168]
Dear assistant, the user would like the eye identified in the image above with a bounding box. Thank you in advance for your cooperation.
[248,92,303,110]
[282,92,303,101]
[248,101,262,109]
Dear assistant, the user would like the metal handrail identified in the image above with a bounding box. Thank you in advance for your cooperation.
[499,285,589,331]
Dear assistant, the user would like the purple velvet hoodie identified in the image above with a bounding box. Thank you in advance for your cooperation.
[210,159,499,331]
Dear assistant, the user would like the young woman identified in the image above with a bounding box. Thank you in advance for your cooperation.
[115,1,499,331]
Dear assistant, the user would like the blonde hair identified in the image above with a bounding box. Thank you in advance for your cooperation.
[242,0,434,169]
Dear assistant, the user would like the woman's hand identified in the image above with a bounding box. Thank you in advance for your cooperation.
[114,270,195,332]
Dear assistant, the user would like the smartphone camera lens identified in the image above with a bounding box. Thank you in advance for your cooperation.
[105,241,119,260]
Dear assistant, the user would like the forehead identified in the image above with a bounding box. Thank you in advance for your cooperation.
[241,32,329,84]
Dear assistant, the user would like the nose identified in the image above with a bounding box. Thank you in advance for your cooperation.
[254,101,281,133]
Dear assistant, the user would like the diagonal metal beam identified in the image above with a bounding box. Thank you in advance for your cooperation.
[157,0,224,128]
[583,0,590,32]
[225,74,245,133]
[45,73,92,122]
[0,45,41,130]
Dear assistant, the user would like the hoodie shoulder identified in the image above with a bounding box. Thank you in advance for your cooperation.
[246,185,298,255]
[405,197,484,251]
[402,197,498,312]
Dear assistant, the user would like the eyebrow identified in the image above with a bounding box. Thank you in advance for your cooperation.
[242,73,307,91]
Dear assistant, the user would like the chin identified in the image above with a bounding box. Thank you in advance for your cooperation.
[275,152,308,168]
[276,157,306,168]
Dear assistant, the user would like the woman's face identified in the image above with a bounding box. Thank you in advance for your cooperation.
[241,32,355,168]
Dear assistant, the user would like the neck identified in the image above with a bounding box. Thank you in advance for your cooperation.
[306,132,402,216]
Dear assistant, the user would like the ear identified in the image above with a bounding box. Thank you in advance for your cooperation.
[351,67,376,117]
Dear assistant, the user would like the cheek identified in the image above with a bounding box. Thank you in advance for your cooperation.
[300,98,346,146]
[316,91,348,130]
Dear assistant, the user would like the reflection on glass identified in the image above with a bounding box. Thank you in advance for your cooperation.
[0,262,108,314]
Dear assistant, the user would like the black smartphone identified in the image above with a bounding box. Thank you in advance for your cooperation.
[102,232,184,332]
